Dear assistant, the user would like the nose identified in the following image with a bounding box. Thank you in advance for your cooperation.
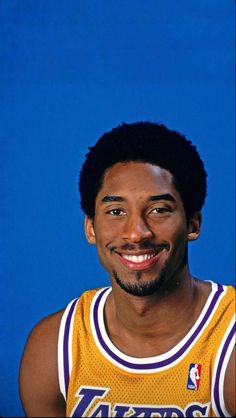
[122,214,153,243]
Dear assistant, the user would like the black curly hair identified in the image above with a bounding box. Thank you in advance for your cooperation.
[79,121,207,221]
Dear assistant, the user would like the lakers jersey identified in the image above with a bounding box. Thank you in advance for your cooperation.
[58,281,235,417]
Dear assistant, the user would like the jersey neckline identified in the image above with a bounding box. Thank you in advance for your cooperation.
[90,281,225,373]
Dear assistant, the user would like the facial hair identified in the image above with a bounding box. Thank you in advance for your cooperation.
[112,246,188,297]
[112,267,169,297]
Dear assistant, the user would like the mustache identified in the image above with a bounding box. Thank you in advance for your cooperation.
[109,241,169,252]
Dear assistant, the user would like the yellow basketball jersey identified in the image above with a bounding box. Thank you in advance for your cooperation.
[58,281,235,417]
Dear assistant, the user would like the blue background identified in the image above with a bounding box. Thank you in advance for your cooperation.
[0,1,235,416]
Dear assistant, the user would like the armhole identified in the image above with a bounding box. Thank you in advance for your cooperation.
[58,297,79,401]
[212,315,236,417]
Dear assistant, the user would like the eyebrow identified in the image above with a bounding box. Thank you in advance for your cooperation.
[101,194,175,203]
[102,195,125,203]
[148,194,175,202]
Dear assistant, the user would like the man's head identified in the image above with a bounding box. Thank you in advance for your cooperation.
[79,121,207,223]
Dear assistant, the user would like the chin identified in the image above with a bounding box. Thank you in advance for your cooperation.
[112,269,167,297]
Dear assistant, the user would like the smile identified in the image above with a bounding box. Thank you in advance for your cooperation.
[121,252,157,263]
[116,249,165,271]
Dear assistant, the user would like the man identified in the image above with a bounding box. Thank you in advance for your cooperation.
[19,122,235,417]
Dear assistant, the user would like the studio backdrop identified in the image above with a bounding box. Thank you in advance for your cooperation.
[0,1,235,416]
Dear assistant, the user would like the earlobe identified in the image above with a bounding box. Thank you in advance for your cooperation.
[84,216,96,244]
[187,212,202,242]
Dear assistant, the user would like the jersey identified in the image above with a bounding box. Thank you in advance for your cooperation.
[58,281,235,417]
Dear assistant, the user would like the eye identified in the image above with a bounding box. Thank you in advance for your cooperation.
[150,207,171,214]
[106,208,126,216]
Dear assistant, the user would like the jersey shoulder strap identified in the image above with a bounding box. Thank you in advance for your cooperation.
[57,288,104,400]
[58,297,80,400]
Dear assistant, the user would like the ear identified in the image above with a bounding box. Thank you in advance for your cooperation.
[84,216,96,244]
[187,211,202,242]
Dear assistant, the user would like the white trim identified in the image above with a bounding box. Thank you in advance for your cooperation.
[68,299,79,380]
[90,282,226,373]
[58,298,79,400]
[211,315,235,417]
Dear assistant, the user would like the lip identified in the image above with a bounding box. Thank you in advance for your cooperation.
[116,248,166,271]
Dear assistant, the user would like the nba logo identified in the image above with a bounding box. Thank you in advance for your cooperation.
[187,363,202,390]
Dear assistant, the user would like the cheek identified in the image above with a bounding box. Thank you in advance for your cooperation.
[163,221,188,247]
[171,228,188,255]
[155,217,186,237]
[94,230,115,248]
[95,243,114,273]
[94,216,121,243]
[93,230,114,269]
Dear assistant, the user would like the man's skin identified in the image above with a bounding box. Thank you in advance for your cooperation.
[19,162,236,417]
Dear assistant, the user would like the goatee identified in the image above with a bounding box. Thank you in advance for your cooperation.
[112,268,168,297]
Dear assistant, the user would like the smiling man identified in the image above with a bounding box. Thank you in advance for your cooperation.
[19,122,235,417]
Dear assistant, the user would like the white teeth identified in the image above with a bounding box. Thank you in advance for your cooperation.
[122,253,155,263]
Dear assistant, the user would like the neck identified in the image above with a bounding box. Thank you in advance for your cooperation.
[106,267,198,337]
[104,268,210,357]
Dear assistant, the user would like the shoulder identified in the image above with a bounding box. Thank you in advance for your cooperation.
[223,284,235,416]
[224,345,236,417]
[19,308,66,416]
[19,289,102,393]
[209,282,235,417]
[198,279,235,303]
[23,308,65,363]
[57,288,108,343]
[29,308,65,341]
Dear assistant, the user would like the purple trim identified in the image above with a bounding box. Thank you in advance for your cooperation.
[213,321,236,417]
[93,284,224,370]
[63,298,78,397]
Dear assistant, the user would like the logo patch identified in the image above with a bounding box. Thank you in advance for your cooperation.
[187,363,202,390]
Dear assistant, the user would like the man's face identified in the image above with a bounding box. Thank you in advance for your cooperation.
[85,162,201,297]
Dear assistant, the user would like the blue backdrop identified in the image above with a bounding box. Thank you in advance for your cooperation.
[1,1,235,416]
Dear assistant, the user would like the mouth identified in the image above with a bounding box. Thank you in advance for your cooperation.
[116,248,166,271]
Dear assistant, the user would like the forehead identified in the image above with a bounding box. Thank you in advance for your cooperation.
[99,162,177,195]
